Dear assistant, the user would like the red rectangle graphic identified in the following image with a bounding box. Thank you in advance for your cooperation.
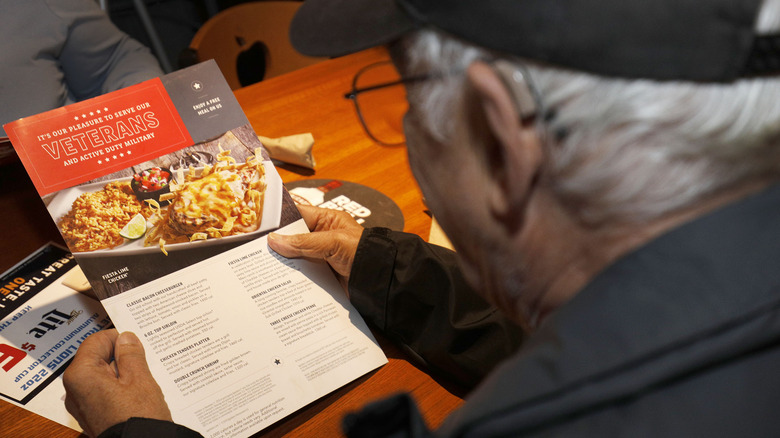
[6,78,193,196]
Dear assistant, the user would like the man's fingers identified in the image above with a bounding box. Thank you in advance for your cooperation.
[296,204,363,233]
[271,205,364,278]
[64,329,118,382]
[63,330,173,435]
[63,329,120,437]
[269,232,332,259]
[297,204,329,231]
[268,232,357,277]
[113,332,153,379]
[79,329,118,363]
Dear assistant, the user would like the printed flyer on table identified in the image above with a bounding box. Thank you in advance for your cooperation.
[0,243,108,431]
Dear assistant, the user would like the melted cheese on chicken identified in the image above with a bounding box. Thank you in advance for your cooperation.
[174,170,241,228]
[144,151,266,253]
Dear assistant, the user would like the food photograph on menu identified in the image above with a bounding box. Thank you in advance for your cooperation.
[50,137,279,256]
[41,128,286,298]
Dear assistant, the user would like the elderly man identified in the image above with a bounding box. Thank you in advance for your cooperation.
[63,0,780,436]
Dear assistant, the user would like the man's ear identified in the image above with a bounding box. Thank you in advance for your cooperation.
[464,61,543,233]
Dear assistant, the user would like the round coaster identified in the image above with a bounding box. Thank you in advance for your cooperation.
[285,179,404,231]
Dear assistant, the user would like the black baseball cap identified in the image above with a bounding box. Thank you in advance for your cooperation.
[290,0,780,82]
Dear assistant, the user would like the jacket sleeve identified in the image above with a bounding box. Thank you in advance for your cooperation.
[98,418,203,438]
[47,0,164,101]
[342,393,434,438]
[348,228,524,389]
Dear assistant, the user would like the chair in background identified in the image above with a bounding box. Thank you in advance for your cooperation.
[185,1,327,89]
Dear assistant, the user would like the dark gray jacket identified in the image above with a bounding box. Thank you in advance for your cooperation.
[348,183,780,437]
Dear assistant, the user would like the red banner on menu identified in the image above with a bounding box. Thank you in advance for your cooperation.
[6,78,193,196]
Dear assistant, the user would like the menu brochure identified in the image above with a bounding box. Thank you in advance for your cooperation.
[3,61,387,437]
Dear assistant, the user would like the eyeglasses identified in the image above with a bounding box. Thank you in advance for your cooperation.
[345,60,543,146]
[344,61,432,146]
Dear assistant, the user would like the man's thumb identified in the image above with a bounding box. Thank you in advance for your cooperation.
[114,331,152,377]
[268,232,309,258]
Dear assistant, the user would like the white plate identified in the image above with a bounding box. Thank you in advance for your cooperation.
[47,161,283,258]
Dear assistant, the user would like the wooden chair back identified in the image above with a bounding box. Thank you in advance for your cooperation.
[187,1,326,89]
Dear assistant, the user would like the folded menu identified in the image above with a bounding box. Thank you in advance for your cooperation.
[2,60,386,437]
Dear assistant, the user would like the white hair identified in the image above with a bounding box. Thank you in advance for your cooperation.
[401,0,780,225]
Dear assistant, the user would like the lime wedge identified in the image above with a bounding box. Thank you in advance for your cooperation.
[120,213,147,240]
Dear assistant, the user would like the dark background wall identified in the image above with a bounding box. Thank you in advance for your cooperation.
[106,0,259,71]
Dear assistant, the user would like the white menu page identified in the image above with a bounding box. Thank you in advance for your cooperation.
[102,219,387,437]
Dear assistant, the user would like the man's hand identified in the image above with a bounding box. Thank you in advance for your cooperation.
[268,205,364,280]
[63,329,172,437]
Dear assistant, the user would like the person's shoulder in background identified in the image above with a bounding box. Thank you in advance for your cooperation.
[44,0,164,98]
[0,0,163,136]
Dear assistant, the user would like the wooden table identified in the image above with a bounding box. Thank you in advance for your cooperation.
[0,47,465,437]
[236,48,431,239]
